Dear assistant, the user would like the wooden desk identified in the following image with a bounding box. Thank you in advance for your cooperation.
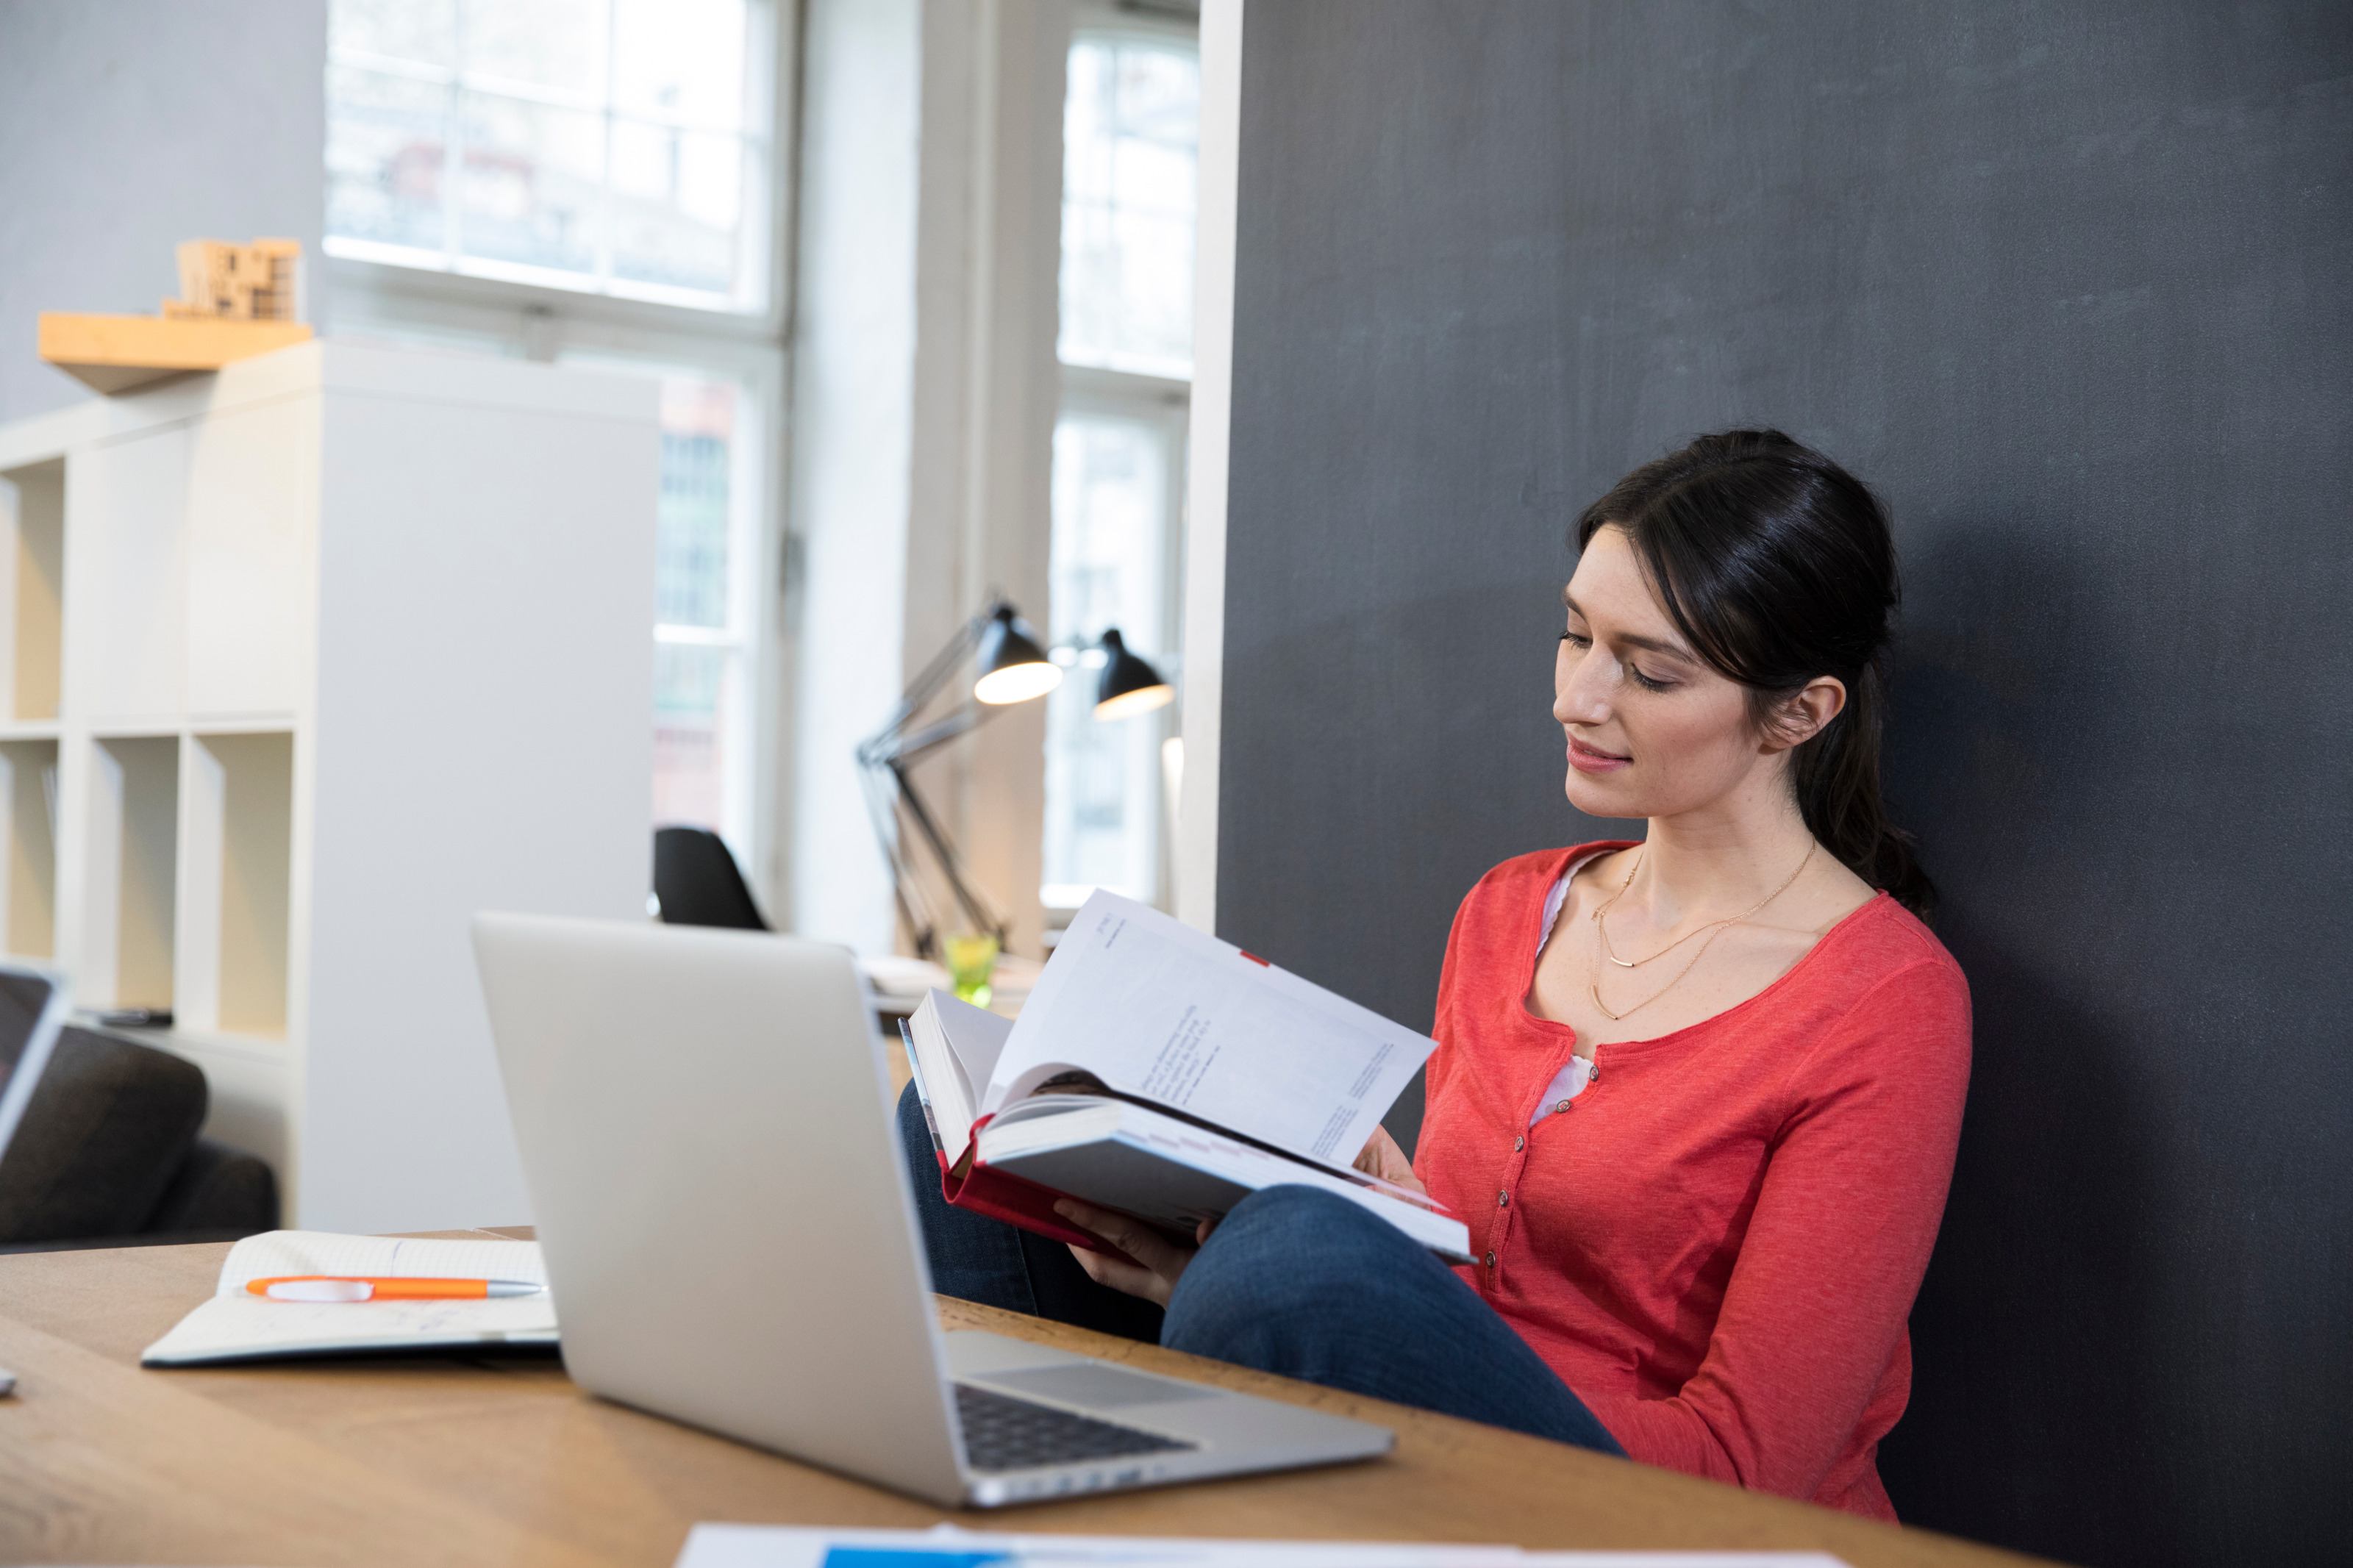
[0,1236,2052,1567]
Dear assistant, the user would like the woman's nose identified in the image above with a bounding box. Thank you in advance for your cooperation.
[1554,647,1610,726]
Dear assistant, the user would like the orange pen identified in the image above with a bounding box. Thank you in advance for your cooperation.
[244,1275,546,1303]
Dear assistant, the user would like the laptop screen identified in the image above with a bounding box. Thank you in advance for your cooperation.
[0,968,65,1171]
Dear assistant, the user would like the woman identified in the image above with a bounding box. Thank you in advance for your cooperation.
[901,430,1970,1521]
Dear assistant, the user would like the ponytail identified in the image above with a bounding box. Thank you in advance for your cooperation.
[1788,651,1934,919]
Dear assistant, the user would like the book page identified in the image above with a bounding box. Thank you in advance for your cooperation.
[909,992,1018,1157]
[141,1231,556,1366]
[982,892,1434,1166]
[929,991,1013,1109]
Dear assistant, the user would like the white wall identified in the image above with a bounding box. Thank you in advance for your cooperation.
[786,0,924,953]
[0,0,329,427]
[1176,0,1242,937]
[901,0,1068,965]
[788,0,1068,959]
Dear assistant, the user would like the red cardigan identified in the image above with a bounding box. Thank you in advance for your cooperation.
[1417,844,1971,1520]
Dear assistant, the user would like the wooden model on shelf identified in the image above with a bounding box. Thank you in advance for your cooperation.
[163,237,301,323]
[38,237,313,395]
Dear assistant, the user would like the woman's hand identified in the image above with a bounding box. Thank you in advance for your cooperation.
[1354,1124,1427,1195]
[1057,1199,1213,1309]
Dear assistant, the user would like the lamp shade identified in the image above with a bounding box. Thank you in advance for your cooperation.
[972,605,1062,704]
[1093,628,1174,719]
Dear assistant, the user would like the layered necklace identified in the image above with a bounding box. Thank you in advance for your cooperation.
[1587,841,1815,1021]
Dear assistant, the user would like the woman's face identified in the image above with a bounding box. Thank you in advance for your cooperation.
[1553,526,1779,821]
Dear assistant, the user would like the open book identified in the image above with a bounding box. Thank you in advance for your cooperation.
[902,892,1468,1264]
[140,1231,557,1367]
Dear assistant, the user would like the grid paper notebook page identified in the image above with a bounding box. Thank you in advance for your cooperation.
[140,1231,557,1366]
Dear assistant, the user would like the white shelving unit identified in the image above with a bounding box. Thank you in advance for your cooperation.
[0,341,658,1232]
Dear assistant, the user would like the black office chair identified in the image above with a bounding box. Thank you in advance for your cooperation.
[652,826,770,931]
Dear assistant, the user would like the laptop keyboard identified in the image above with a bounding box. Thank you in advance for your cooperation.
[953,1382,1197,1472]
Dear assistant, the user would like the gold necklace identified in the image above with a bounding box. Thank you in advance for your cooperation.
[1588,842,1815,1021]
[1597,851,1734,968]
[1596,843,1810,967]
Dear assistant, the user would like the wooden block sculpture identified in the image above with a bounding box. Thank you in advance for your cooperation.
[162,238,303,322]
[38,237,313,394]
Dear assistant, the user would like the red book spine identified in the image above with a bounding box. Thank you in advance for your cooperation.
[936,1114,1146,1268]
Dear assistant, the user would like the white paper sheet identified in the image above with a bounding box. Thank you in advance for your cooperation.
[674,1523,1850,1568]
[985,892,1434,1167]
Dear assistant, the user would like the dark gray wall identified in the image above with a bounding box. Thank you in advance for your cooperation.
[1215,4,2350,1564]
[0,0,328,426]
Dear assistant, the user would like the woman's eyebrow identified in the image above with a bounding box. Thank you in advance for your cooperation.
[1562,593,1699,662]
[1616,633,1699,663]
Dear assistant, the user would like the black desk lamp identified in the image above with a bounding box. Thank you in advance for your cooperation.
[1093,628,1174,718]
[858,607,1176,960]
[858,602,1060,959]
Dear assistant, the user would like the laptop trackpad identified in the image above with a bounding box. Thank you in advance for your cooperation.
[974,1363,1219,1409]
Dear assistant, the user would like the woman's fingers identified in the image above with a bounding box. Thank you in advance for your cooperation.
[1354,1125,1429,1195]
[1054,1198,1196,1308]
[1065,1242,1170,1300]
[1057,1198,1190,1275]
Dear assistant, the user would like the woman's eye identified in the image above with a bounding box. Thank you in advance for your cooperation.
[1627,667,1674,693]
[1560,630,1590,648]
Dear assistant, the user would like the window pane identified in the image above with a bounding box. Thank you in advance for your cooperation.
[656,380,737,629]
[463,0,607,96]
[332,0,456,67]
[1043,413,1170,906]
[327,65,453,253]
[456,90,604,273]
[611,120,743,294]
[654,643,734,831]
[613,0,749,127]
[1059,37,1199,378]
[648,371,749,852]
[326,0,766,310]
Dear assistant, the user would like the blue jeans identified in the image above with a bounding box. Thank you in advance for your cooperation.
[895,1084,1624,1455]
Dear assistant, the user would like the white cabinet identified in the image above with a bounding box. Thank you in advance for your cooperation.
[0,341,657,1232]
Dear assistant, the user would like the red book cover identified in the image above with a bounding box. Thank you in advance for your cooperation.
[935,1114,1146,1267]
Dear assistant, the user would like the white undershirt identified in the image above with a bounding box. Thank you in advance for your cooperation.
[1528,848,1614,1125]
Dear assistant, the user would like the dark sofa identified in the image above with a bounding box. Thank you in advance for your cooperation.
[0,1025,279,1253]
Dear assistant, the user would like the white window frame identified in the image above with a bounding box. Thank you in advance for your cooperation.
[323,0,797,912]
[1043,7,1200,919]
[1045,365,1190,914]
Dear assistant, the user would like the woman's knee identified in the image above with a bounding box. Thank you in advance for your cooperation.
[1165,1186,1429,1353]
[1209,1184,1407,1263]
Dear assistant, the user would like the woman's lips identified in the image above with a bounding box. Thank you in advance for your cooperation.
[1568,737,1631,774]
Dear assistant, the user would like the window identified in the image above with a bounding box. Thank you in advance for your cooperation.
[326,0,775,312]
[1059,33,1200,379]
[325,0,789,906]
[644,374,759,851]
[1040,25,1199,913]
[1042,402,1185,908]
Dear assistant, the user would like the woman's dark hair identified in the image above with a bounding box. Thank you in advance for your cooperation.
[1573,429,1935,919]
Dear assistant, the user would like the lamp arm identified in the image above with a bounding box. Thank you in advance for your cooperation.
[860,763,943,953]
[889,759,1007,945]
[856,596,1015,763]
[859,704,988,770]
[854,595,1029,956]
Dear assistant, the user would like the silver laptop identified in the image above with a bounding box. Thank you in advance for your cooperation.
[471,914,1392,1507]
[0,961,73,1397]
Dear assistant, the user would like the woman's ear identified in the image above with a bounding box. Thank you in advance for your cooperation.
[1760,676,1848,753]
